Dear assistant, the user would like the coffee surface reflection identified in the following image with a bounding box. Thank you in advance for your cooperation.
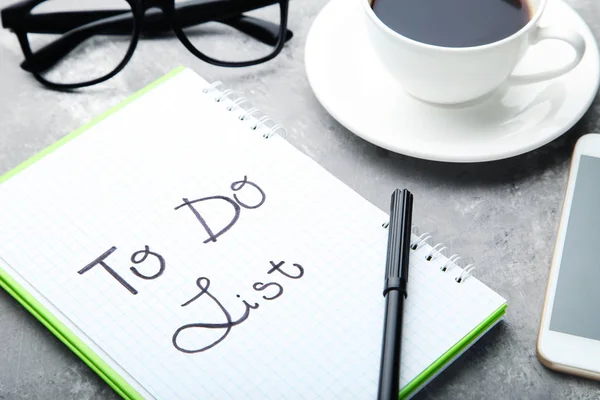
[370,0,533,48]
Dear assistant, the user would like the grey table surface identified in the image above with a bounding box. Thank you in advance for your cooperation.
[1,0,600,399]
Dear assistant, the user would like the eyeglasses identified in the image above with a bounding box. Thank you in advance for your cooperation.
[1,0,292,90]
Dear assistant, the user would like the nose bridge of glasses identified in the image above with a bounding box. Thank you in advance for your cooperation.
[141,0,172,13]
[139,7,174,35]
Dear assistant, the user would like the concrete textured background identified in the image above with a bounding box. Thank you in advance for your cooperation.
[1,0,600,399]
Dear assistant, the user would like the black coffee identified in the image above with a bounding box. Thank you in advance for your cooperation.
[370,0,533,48]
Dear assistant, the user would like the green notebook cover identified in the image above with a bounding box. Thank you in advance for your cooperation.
[400,304,506,398]
[0,66,506,400]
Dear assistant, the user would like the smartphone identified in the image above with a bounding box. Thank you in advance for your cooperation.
[537,133,600,380]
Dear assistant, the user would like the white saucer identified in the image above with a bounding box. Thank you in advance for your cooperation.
[304,0,600,162]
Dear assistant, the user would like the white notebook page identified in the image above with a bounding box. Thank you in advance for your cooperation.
[0,68,505,399]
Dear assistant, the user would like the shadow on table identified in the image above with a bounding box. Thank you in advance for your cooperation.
[370,108,599,188]
[307,88,598,189]
[411,320,509,400]
[0,289,123,400]
[412,320,600,400]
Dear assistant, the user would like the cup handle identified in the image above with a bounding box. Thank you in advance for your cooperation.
[508,26,586,84]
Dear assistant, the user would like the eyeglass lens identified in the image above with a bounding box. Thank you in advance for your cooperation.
[173,0,284,64]
[27,0,135,86]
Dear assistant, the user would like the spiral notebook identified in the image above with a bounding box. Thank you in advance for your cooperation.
[0,67,506,399]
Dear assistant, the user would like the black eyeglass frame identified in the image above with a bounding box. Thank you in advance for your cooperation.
[1,0,290,90]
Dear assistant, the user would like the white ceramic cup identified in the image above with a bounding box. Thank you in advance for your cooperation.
[361,0,586,104]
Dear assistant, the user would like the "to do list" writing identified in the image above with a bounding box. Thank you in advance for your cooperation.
[77,175,306,353]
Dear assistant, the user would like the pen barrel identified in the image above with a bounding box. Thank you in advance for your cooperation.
[377,290,404,400]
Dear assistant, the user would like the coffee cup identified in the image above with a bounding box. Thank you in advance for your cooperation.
[361,0,586,104]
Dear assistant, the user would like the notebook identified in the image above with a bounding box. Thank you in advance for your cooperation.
[0,66,507,400]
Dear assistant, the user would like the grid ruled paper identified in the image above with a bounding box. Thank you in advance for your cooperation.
[0,68,506,399]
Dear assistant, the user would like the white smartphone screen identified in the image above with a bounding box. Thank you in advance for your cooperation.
[549,155,600,340]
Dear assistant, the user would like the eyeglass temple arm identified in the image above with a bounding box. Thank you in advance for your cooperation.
[18,9,292,44]
[20,9,292,73]
[221,15,292,46]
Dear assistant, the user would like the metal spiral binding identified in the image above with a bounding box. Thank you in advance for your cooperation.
[408,227,476,283]
[239,108,260,121]
[202,81,287,140]
[381,221,476,283]
[202,81,223,93]
[440,253,476,284]
[215,89,235,102]
[455,264,475,283]
[411,233,432,250]
[431,244,476,283]
[441,254,461,272]
[227,97,248,111]
[425,243,447,261]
